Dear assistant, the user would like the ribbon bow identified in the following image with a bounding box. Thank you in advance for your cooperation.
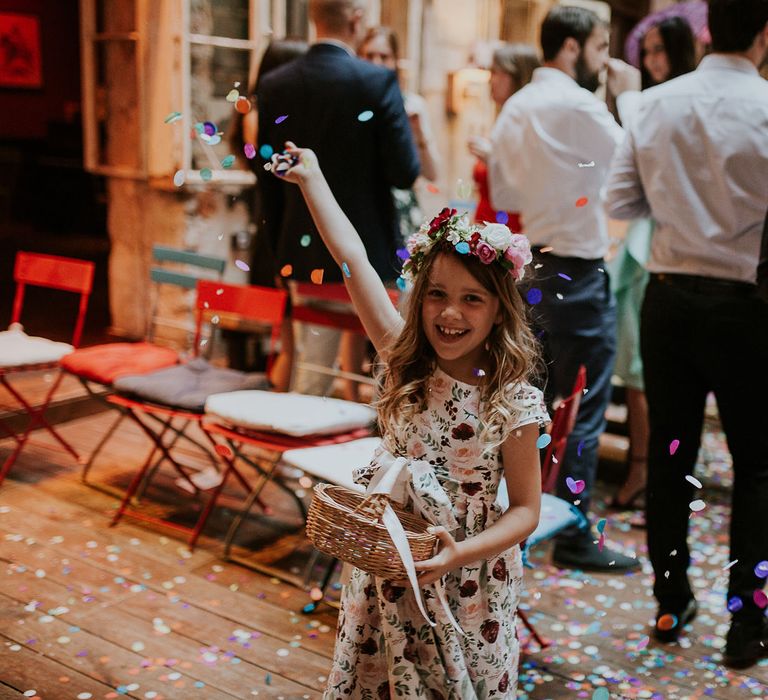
[365,450,464,636]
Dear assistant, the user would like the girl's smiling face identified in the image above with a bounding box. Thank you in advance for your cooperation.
[421,253,501,383]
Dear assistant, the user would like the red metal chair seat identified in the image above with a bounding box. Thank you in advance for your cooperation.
[60,342,178,385]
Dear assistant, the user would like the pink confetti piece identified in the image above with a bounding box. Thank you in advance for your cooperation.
[566,477,585,494]
[669,439,680,455]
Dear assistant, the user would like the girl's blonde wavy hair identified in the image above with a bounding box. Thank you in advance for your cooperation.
[376,240,541,450]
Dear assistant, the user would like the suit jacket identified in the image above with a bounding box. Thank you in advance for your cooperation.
[256,43,420,283]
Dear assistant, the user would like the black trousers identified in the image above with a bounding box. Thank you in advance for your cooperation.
[641,274,768,616]
[528,252,616,517]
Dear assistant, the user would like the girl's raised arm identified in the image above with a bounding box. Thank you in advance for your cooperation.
[271,142,404,356]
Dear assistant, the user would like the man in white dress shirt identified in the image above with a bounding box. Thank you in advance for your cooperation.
[490,5,640,572]
[606,0,768,667]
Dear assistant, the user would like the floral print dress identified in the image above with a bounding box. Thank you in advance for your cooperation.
[324,367,549,699]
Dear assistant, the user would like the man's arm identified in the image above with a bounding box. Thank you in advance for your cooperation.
[605,128,651,220]
[375,70,420,190]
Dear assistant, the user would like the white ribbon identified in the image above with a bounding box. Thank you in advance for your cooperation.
[364,452,465,636]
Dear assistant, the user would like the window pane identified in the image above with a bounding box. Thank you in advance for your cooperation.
[190,44,251,171]
[191,0,250,40]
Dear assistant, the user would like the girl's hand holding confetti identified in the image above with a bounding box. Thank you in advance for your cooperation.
[268,141,317,183]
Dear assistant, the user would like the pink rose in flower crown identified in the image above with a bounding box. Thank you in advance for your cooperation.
[475,240,497,265]
[503,234,533,280]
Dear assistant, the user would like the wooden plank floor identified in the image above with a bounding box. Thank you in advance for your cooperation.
[1,403,767,699]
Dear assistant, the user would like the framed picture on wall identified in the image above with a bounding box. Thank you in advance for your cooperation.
[0,12,43,89]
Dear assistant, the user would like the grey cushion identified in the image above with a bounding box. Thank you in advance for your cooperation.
[113,357,269,412]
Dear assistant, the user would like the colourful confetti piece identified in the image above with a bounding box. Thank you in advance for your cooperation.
[635,635,649,650]
[300,234,311,247]
[473,368,486,377]
[225,89,239,102]
[221,155,236,168]
[357,110,374,122]
[235,96,251,114]
[396,247,410,261]
[577,439,585,457]
[592,688,609,700]
[669,439,680,455]
[685,474,702,488]
[596,518,606,534]
[164,111,182,124]
[426,183,440,194]
[754,590,768,608]
[342,262,351,278]
[310,268,324,285]
[259,144,274,159]
[235,259,250,272]
[575,197,589,207]
[657,613,678,631]
[558,272,573,281]
[536,433,552,449]
[525,288,542,305]
[455,241,470,254]
[200,168,213,182]
[456,179,472,199]
[203,121,217,136]
[495,211,509,225]
[566,477,586,494]
[244,143,256,159]
[280,264,293,277]
[689,499,706,512]
[275,114,288,124]
[727,596,743,612]
[310,587,323,601]
[578,160,595,168]
[396,276,407,291]
[755,561,768,579]
[173,170,185,187]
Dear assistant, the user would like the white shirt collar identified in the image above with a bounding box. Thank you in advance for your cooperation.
[531,66,579,87]
[313,38,356,57]
[697,53,759,76]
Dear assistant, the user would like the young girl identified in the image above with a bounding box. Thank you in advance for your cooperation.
[272,143,548,699]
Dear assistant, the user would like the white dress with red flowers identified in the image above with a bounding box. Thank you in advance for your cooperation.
[324,367,549,699]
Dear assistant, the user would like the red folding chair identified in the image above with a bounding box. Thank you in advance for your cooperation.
[497,365,588,649]
[59,246,227,491]
[512,365,588,650]
[106,279,287,548]
[0,252,95,486]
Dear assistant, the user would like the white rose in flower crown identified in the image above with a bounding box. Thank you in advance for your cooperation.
[406,231,431,255]
[481,223,514,252]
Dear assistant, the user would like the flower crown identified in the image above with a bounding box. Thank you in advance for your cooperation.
[400,208,533,283]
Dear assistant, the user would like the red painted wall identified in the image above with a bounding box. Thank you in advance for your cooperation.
[0,0,80,140]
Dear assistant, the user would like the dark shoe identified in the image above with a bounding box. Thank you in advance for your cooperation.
[724,616,768,668]
[652,598,697,643]
[552,532,641,573]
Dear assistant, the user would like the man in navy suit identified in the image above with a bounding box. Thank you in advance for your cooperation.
[257,0,420,395]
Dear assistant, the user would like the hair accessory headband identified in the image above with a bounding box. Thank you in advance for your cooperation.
[400,208,533,283]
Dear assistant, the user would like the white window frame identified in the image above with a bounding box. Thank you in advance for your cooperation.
[180,0,267,186]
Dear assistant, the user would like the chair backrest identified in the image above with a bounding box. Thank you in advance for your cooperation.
[541,364,586,494]
[12,251,95,348]
[194,279,287,373]
[147,244,227,341]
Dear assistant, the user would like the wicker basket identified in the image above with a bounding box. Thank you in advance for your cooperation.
[306,483,436,580]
